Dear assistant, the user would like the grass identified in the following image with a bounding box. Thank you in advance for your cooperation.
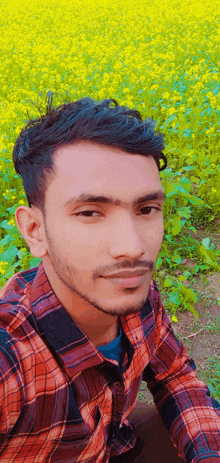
[206,316,220,334]
[199,357,220,402]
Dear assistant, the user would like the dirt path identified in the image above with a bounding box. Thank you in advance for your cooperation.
[138,273,220,403]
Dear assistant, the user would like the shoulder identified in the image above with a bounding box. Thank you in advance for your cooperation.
[0,266,38,314]
[0,266,38,300]
[0,266,39,352]
[0,268,41,390]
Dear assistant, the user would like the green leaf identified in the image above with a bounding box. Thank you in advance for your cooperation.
[166,184,188,197]
[0,234,12,246]
[178,207,191,219]
[185,303,200,318]
[202,238,210,249]
[165,234,172,243]
[17,249,23,260]
[4,261,20,279]
[188,196,204,205]
[181,286,197,304]
[190,176,200,184]
[172,255,182,264]
[207,384,216,397]
[164,115,176,125]
[169,290,182,306]
[182,166,196,171]
[164,277,174,287]
[171,219,184,236]
[7,205,17,214]
[29,257,41,268]
[194,264,210,274]
[0,220,14,230]
[182,128,193,138]
[1,245,18,264]
[199,245,219,269]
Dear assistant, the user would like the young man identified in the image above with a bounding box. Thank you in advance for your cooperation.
[0,96,219,462]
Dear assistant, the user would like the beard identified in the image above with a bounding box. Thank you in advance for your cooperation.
[44,226,150,317]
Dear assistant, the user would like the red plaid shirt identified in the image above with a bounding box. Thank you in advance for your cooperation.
[0,262,219,462]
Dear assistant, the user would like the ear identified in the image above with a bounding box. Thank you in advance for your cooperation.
[15,206,47,258]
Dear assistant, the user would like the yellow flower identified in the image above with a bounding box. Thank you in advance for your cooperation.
[171,315,178,323]
[0,0,218,267]
[0,261,8,275]
[163,92,170,100]
[167,107,176,115]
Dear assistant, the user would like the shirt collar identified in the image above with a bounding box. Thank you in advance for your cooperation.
[29,262,149,379]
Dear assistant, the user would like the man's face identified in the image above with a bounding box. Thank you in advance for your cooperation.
[42,142,165,316]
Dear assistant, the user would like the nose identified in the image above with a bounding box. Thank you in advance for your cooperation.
[109,213,146,260]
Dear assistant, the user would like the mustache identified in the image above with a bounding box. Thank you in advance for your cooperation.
[94,260,154,279]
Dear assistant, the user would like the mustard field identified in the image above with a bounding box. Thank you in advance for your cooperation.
[0,0,219,316]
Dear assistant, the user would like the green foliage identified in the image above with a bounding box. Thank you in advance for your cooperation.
[151,165,220,317]
[199,357,220,401]
[198,238,220,271]
[0,0,219,327]
[166,277,199,317]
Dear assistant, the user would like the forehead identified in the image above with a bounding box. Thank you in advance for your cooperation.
[50,141,163,203]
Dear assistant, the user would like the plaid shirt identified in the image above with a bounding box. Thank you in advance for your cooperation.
[0,263,219,463]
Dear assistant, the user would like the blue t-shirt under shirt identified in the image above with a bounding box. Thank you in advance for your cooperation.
[98,325,122,363]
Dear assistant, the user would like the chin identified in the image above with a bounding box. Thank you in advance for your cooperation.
[99,292,149,316]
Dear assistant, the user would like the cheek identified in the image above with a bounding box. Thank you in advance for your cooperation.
[49,216,164,263]
[146,217,164,244]
[60,234,102,269]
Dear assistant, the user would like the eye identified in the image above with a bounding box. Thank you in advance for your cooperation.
[75,210,101,217]
[139,206,159,215]
[73,206,162,219]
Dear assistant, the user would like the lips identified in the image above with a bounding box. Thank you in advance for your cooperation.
[102,269,148,279]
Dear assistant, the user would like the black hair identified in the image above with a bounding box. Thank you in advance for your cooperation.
[13,93,167,208]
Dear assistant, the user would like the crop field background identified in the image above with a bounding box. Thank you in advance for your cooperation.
[0,0,219,397]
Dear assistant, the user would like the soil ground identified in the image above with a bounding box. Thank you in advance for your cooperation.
[138,268,220,404]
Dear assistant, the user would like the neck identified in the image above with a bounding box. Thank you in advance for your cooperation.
[42,259,119,347]
[91,319,120,347]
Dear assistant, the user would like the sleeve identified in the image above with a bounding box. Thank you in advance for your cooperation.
[0,328,24,446]
[142,286,220,463]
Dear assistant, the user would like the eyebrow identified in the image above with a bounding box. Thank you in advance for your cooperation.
[64,190,166,209]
